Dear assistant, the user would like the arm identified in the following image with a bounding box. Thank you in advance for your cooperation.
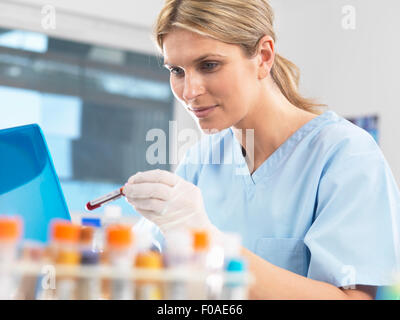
[124,169,382,300]
[242,247,376,300]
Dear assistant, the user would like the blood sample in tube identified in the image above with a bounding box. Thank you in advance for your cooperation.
[85,187,125,211]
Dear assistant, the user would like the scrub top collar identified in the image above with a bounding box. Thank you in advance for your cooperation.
[230,110,338,185]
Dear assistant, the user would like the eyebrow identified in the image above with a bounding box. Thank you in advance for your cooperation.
[163,53,226,67]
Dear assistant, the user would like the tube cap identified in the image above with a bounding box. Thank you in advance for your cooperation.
[106,224,133,248]
[51,220,80,243]
[81,217,101,227]
[79,226,94,244]
[226,258,246,272]
[0,216,22,241]
[192,229,209,251]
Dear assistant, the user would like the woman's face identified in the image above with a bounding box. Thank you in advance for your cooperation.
[163,28,262,132]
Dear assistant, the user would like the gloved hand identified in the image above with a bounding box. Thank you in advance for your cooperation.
[123,169,222,238]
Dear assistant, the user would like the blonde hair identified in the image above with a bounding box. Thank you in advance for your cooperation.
[154,0,326,114]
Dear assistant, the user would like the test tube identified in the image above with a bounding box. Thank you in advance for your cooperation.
[77,226,101,300]
[221,258,248,300]
[163,230,192,300]
[17,241,45,300]
[135,251,163,300]
[188,229,210,300]
[81,217,103,253]
[51,221,81,300]
[0,216,22,299]
[106,224,134,300]
[85,187,125,211]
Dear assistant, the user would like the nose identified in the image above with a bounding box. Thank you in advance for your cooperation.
[182,71,206,102]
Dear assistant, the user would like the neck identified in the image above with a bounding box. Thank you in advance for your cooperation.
[232,81,317,174]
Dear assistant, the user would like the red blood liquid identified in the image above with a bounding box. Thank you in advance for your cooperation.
[85,187,124,211]
[85,202,101,211]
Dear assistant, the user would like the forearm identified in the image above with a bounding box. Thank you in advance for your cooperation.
[241,247,373,300]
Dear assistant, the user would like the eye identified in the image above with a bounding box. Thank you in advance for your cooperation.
[201,61,219,71]
[169,67,184,77]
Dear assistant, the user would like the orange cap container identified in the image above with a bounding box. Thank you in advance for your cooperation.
[192,229,209,251]
[0,216,22,241]
[106,225,133,248]
[51,220,80,243]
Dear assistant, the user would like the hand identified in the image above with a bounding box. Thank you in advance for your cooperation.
[123,169,221,237]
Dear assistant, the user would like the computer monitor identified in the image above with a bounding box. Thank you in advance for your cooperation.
[0,124,71,243]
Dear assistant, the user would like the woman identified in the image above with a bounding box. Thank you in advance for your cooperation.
[123,0,400,299]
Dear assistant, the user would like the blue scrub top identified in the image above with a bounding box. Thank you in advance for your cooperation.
[175,110,400,287]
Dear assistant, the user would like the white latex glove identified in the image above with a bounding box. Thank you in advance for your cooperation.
[123,169,221,237]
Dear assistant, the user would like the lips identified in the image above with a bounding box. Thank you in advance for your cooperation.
[189,105,218,118]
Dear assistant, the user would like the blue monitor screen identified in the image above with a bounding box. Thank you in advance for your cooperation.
[0,124,71,242]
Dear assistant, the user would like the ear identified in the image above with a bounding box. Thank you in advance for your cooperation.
[256,35,275,79]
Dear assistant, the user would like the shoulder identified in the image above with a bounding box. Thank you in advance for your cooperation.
[311,111,379,155]
[308,111,384,175]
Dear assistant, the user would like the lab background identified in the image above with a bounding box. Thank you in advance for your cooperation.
[0,0,398,298]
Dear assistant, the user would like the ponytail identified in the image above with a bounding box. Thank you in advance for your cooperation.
[271,54,326,114]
